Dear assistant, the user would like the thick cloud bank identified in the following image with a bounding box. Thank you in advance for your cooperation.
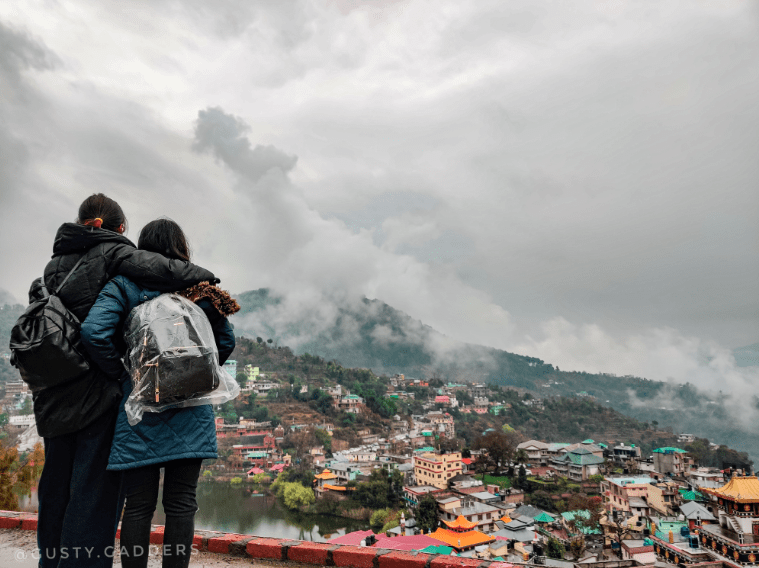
[0,1,756,428]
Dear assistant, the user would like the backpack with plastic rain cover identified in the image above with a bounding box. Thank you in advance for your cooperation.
[123,293,239,425]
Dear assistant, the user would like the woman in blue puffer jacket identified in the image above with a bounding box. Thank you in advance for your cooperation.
[80,218,239,568]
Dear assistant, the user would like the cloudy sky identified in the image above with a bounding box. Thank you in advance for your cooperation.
[1,0,757,388]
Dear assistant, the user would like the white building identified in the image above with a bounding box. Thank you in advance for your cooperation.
[8,415,36,431]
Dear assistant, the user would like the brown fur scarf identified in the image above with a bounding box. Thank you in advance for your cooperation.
[178,281,240,317]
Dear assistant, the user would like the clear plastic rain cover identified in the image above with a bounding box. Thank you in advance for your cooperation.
[123,293,239,426]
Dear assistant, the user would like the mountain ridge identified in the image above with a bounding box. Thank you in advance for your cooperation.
[230,288,759,463]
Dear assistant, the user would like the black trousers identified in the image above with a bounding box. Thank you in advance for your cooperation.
[37,410,121,568]
[119,459,202,568]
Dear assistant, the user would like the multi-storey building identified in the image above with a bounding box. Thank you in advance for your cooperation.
[413,451,462,489]
[601,475,657,514]
[551,447,604,481]
[336,394,364,414]
[5,381,29,397]
[425,412,455,438]
[468,383,488,398]
[8,415,35,431]
[439,498,502,533]
[517,440,549,465]
[653,447,693,476]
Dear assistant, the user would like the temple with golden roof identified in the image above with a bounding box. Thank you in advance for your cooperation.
[698,475,759,564]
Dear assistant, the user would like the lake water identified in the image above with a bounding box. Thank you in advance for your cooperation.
[153,483,370,542]
[20,483,369,543]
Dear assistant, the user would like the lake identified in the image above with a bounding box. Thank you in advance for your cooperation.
[20,482,369,543]
[153,483,370,542]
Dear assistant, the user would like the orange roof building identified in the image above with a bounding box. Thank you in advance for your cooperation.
[443,515,478,532]
[314,469,339,495]
[429,528,494,552]
[314,469,337,481]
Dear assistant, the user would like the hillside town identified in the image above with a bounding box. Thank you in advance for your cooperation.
[0,349,756,568]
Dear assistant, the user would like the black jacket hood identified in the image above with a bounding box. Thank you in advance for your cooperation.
[52,222,135,256]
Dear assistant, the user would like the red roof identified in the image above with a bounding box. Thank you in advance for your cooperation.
[461,458,472,465]
[328,530,375,545]
[372,535,444,551]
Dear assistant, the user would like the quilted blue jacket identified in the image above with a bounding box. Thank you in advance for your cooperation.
[80,275,235,470]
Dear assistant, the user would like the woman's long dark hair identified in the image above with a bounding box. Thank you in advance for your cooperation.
[77,193,127,232]
[137,218,191,261]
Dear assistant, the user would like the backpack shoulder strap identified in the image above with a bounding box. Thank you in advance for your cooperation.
[54,255,88,295]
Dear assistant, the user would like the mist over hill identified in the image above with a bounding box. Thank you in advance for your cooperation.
[232,288,759,462]
[0,290,756,462]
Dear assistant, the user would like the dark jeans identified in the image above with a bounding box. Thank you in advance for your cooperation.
[37,410,122,568]
[119,459,202,568]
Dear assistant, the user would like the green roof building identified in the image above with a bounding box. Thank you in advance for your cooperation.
[552,448,604,481]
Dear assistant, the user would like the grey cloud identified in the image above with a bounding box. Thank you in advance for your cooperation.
[193,107,298,182]
[0,0,755,407]
[0,21,59,79]
[0,20,57,200]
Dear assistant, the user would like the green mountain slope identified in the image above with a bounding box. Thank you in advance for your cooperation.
[232,288,759,463]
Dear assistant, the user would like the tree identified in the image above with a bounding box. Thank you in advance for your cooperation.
[546,537,566,559]
[370,508,391,532]
[529,490,554,512]
[515,464,527,490]
[0,442,45,511]
[567,493,590,512]
[354,481,389,509]
[568,537,586,560]
[283,428,319,472]
[314,428,332,454]
[282,483,315,510]
[388,469,404,505]
[605,511,633,550]
[473,430,519,475]
[315,492,341,515]
[438,437,459,452]
[414,494,439,534]
[235,372,249,390]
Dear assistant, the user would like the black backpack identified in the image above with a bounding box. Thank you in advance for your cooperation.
[124,294,220,405]
[9,256,90,389]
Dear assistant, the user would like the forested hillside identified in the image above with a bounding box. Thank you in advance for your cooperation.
[232,288,759,462]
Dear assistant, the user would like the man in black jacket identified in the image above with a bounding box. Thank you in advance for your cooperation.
[28,202,216,568]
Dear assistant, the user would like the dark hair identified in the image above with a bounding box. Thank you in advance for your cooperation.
[138,218,191,261]
[77,193,128,232]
